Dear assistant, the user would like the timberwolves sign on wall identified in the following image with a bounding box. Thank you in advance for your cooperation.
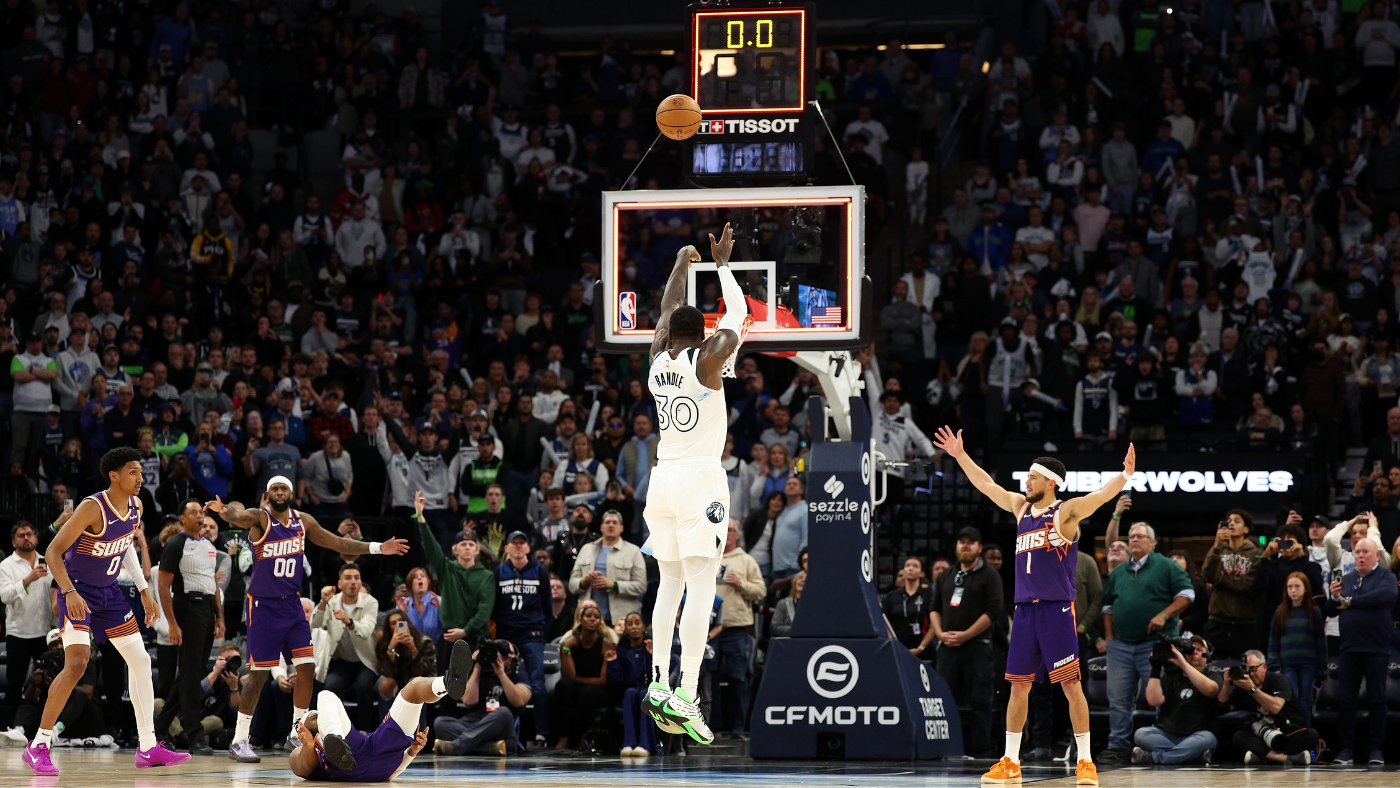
[751,396,963,760]
[996,452,1304,513]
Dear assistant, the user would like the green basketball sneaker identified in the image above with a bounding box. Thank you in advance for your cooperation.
[660,687,713,744]
[642,682,684,733]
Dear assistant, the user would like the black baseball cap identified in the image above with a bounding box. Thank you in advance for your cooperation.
[955,526,982,543]
[506,530,530,543]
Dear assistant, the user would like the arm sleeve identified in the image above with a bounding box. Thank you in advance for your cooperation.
[123,545,148,592]
[716,265,749,335]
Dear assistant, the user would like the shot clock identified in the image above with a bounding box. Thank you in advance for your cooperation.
[686,5,813,180]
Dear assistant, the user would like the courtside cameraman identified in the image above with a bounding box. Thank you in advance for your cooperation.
[1131,635,1218,764]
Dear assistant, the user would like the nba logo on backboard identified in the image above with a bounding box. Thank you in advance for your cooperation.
[619,292,637,329]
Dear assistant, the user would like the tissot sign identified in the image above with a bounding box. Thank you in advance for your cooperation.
[697,118,802,134]
[996,452,1304,513]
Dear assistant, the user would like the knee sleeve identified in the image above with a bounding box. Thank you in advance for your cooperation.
[388,693,421,736]
[60,620,91,650]
[317,690,351,737]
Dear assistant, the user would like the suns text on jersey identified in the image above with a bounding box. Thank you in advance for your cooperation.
[261,536,304,558]
[89,533,136,557]
[1015,528,1048,554]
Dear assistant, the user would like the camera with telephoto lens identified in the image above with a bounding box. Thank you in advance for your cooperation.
[475,639,512,666]
[1150,636,1196,666]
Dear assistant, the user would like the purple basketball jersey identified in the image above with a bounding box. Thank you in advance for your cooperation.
[249,508,305,597]
[65,492,139,588]
[311,716,414,782]
[1011,499,1077,603]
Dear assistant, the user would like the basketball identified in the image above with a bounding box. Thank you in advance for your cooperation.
[656,94,703,140]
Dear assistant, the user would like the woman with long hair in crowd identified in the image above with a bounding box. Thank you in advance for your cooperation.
[769,571,806,638]
[551,601,617,751]
[1267,572,1327,723]
[744,491,787,583]
[374,609,437,713]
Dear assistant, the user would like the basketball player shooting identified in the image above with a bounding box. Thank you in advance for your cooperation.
[931,428,1135,787]
[205,478,408,762]
[641,223,746,744]
[25,446,190,776]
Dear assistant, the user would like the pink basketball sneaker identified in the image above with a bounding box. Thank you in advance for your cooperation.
[23,742,58,776]
[135,742,192,768]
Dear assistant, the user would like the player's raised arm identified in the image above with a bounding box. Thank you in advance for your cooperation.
[205,496,264,530]
[698,223,746,384]
[931,427,1025,513]
[650,244,702,360]
[1063,443,1136,524]
[300,511,409,556]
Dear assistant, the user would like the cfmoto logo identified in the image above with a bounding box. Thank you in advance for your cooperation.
[823,475,844,498]
[807,645,859,699]
[920,664,931,692]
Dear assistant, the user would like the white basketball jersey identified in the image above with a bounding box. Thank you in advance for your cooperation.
[649,347,726,462]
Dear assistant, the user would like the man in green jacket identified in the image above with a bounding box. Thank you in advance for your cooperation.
[1099,521,1195,763]
[415,491,495,646]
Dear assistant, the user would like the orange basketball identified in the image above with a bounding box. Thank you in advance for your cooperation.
[656,94,703,140]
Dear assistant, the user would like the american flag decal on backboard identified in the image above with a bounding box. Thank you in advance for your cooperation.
[811,306,842,325]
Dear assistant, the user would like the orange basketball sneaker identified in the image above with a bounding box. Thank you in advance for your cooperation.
[981,757,1022,784]
[1075,759,1099,785]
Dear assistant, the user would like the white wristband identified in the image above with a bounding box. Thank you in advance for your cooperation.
[368,542,382,555]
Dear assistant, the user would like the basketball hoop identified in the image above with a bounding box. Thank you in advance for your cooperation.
[704,310,753,378]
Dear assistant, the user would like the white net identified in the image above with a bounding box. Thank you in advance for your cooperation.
[705,314,754,377]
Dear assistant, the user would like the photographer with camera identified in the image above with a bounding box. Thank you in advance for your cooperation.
[1098,521,1195,763]
[1216,649,1319,765]
[13,629,111,741]
[431,638,530,755]
[1131,635,1219,764]
[152,499,224,755]
[1323,536,1396,766]
[156,642,244,743]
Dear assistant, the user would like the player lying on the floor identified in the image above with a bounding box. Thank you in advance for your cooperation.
[289,640,473,781]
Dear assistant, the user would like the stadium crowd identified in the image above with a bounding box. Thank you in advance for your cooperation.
[0,0,1395,768]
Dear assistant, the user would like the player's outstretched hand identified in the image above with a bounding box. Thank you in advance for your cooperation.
[1123,442,1137,478]
[407,726,429,757]
[380,536,409,555]
[677,245,701,266]
[204,495,227,514]
[710,222,734,266]
[931,426,964,459]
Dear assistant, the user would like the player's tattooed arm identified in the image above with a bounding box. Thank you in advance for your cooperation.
[651,244,701,359]
[300,511,409,556]
[205,496,263,528]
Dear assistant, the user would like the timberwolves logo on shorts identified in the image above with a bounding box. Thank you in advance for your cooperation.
[706,502,725,523]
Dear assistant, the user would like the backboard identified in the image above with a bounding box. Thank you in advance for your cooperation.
[595,185,871,354]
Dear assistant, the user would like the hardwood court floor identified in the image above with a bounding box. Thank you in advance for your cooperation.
[3,749,1399,787]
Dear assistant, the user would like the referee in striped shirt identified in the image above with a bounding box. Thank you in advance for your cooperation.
[154,499,225,755]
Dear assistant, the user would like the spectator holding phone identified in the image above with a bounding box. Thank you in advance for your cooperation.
[1324,537,1397,766]
[1253,521,1323,641]
[1323,512,1390,583]
[374,609,436,705]
[1202,509,1261,659]
[0,522,53,707]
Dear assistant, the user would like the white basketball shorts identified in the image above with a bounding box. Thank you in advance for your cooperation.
[642,459,730,562]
